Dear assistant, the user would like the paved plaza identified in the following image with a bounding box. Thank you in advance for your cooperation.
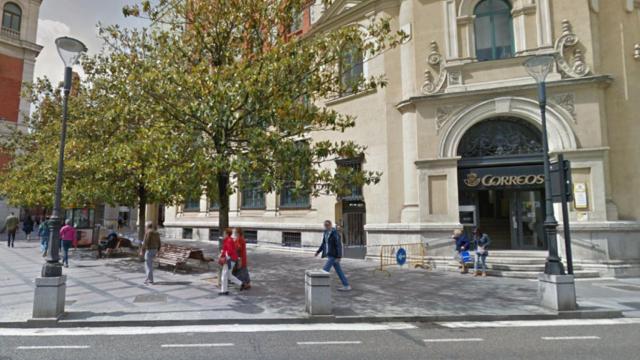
[0,238,638,325]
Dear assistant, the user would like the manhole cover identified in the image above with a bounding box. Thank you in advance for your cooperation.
[134,294,168,303]
[607,285,640,292]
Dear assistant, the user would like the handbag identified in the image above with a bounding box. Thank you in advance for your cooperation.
[218,254,227,266]
[460,250,472,263]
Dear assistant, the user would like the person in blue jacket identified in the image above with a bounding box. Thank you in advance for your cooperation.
[38,217,50,257]
[315,220,351,291]
[452,229,471,274]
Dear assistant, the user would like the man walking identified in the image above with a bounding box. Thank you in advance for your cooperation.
[315,220,351,291]
[4,212,19,248]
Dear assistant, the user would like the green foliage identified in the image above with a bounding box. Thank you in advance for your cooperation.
[1,0,406,235]
[115,0,405,204]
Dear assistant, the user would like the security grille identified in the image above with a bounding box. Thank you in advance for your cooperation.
[244,230,258,244]
[282,232,302,248]
[209,228,220,241]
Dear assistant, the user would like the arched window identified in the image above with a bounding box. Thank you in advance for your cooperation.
[2,2,22,34]
[474,0,513,61]
[457,117,542,158]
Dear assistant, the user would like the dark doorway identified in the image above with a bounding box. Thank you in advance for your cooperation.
[457,116,547,250]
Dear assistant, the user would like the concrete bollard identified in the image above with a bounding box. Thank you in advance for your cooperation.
[32,275,67,320]
[538,274,577,311]
[305,270,332,316]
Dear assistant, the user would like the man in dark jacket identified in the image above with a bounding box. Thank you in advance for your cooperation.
[315,220,351,291]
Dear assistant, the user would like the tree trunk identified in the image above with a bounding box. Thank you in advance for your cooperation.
[217,170,230,248]
[137,184,147,243]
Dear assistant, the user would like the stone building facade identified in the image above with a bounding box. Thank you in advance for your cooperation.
[164,0,640,277]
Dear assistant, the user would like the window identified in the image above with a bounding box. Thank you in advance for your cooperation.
[336,157,364,200]
[2,2,21,35]
[183,197,200,212]
[339,45,364,95]
[280,183,311,209]
[474,0,514,61]
[209,198,220,211]
[240,175,266,209]
[182,228,193,239]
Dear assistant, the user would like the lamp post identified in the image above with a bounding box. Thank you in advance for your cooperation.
[523,55,565,276]
[42,37,87,278]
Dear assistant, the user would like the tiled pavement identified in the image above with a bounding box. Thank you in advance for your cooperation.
[0,238,638,325]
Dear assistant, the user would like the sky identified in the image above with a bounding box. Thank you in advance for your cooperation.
[35,0,150,83]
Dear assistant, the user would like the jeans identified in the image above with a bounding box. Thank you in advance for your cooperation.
[7,230,16,247]
[40,236,49,255]
[144,249,157,283]
[323,257,349,287]
[61,240,72,265]
[220,260,242,293]
[474,252,488,273]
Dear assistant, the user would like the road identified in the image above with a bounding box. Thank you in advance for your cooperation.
[1,319,639,360]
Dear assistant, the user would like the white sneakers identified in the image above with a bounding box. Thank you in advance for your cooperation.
[337,286,352,291]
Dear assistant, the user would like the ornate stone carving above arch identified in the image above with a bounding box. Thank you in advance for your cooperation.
[438,97,578,158]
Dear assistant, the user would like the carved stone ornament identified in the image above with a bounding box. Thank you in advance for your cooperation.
[554,19,591,78]
[421,41,448,95]
[435,105,465,134]
[551,93,577,122]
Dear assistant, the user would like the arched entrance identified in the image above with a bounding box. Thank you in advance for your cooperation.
[457,117,548,250]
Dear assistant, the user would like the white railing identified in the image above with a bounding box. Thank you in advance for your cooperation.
[0,26,20,39]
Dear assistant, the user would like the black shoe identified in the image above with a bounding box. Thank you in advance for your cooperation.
[218,291,230,296]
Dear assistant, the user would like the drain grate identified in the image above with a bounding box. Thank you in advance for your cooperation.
[133,294,168,303]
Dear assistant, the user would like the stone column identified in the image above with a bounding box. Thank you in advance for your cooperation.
[32,275,66,320]
[399,0,420,223]
[536,0,553,49]
[305,270,331,316]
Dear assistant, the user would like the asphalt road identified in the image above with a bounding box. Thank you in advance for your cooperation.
[0,320,638,360]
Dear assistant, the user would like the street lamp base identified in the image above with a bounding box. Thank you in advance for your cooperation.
[42,261,63,277]
[544,259,565,275]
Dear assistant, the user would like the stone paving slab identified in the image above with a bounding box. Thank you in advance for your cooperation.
[0,239,634,325]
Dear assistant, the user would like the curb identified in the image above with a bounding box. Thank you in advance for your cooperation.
[0,309,623,329]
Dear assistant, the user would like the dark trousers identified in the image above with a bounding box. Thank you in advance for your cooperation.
[7,230,16,247]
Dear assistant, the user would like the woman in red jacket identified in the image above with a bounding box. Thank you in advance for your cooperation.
[219,228,243,295]
[233,227,251,290]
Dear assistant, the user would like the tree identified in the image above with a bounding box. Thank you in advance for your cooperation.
[0,50,201,241]
[110,0,406,239]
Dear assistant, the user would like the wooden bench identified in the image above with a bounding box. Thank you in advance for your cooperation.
[154,244,193,273]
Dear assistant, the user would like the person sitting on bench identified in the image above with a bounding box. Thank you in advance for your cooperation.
[98,229,119,259]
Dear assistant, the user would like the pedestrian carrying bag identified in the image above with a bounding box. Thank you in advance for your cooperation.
[218,254,227,266]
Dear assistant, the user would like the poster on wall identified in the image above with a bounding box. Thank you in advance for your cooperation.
[573,183,588,210]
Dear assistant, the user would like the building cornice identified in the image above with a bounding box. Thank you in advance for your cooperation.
[0,36,43,57]
[396,75,613,112]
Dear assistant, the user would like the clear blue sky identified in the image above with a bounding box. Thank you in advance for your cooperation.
[35,0,150,83]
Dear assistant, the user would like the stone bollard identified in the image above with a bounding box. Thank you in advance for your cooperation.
[32,275,67,320]
[305,270,332,316]
[538,274,577,311]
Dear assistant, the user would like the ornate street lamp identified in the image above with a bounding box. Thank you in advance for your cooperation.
[523,55,565,275]
[42,37,87,277]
